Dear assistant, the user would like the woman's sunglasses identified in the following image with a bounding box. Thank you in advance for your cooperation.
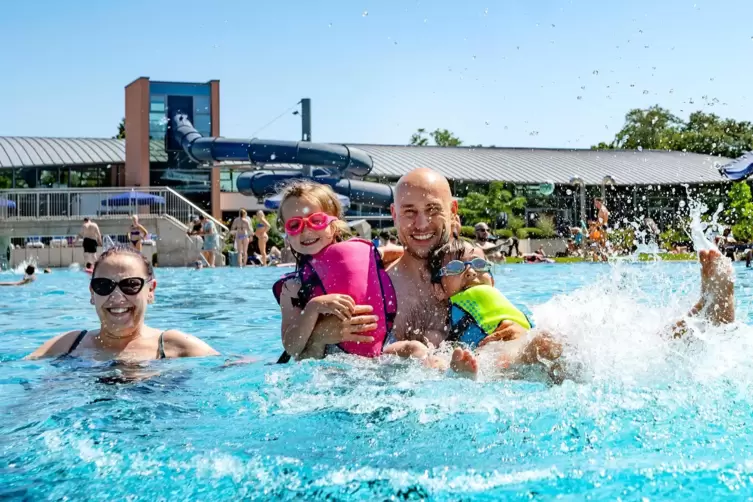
[438,257,492,277]
[284,212,338,236]
[90,277,149,296]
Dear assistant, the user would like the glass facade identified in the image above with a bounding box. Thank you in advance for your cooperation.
[0,166,112,189]
[146,81,215,212]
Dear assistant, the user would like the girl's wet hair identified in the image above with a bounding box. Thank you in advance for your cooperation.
[429,239,473,284]
[92,245,154,279]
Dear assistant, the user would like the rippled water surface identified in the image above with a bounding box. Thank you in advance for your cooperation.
[3,262,753,500]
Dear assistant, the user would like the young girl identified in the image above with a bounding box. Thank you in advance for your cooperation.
[274,181,394,361]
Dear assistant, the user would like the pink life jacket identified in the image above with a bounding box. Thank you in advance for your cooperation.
[273,238,397,362]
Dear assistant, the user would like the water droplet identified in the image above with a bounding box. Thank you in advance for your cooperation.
[504,126,508,130]
[328,22,333,28]
[643,90,649,95]
[472,55,476,60]
[581,86,586,90]
[551,24,556,28]
[485,121,490,126]
[593,70,599,75]
[577,96,583,100]
[362,10,368,17]
[483,8,488,16]
[637,146,643,152]
[630,84,635,88]
[679,200,686,208]
[424,18,428,23]
[529,131,539,136]
[270,153,277,160]
[566,189,572,195]
[394,40,398,45]
[669,89,674,94]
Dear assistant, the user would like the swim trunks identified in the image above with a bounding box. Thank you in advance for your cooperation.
[83,238,97,254]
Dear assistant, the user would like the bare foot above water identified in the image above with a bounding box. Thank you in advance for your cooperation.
[450,348,479,378]
[692,249,735,325]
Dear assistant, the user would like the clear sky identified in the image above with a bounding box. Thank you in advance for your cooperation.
[0,0,751,148]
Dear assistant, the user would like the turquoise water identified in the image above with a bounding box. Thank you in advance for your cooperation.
[2,262,753,500]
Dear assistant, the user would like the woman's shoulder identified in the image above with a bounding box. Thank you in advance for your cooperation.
[25,330,89,360]
[160,329,219,358]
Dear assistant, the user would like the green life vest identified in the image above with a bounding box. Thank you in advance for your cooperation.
[449,285,531,344]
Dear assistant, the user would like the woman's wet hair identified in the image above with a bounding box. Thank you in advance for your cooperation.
[92,245,154,279]
[428,239,472,284]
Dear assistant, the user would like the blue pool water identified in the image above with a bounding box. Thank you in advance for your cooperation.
[2,262,753,500]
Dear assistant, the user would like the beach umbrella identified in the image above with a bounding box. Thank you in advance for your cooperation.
[263,192,350,210]
[719,152,753,181]
[0,198,16,209]
[101,192,166,206]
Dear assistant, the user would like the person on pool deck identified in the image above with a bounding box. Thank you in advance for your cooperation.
[231,209,253,268]
[78,217,103,266]
[128,215,149,252]
[254,210,271,266]
[0,265,37,287]
[26,245,218,361]
[302,168,737,362]
[198,215,218,268]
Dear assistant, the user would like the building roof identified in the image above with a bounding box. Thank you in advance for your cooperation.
[0,136,731,186]
[355,144,730,186]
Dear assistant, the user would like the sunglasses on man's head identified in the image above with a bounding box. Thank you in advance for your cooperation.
[438,257,492,277]
[284,212,338,236]
[90,277,149,296]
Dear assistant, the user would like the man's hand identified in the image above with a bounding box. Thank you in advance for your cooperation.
[310,305,378,346]
[477,320,527,347]
[308,294,356,321]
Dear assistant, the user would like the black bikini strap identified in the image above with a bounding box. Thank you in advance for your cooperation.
[66,330,88,355]
[158,331,167,359]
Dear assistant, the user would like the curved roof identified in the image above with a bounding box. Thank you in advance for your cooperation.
[0,136,731,186]
[0,137,126,168]
[355,145,730,186]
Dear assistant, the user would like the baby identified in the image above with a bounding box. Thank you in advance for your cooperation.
[385,240,561,378]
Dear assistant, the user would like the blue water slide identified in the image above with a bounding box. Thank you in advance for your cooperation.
[171,113,395,208]
[719,152,753,181]
[173,113,373,177]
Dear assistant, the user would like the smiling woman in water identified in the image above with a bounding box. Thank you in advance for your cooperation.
[26,246,219,361]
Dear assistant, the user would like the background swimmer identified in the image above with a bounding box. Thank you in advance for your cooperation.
[0,265,37,286]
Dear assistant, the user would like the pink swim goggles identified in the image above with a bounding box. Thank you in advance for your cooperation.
[284,212,338,235]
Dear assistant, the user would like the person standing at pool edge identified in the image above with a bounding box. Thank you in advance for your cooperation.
[199,215,218,267]
[78,217,102,265]
[255,210,271,266]
[128,215,148,252]
[26,245,218,360]
[231,209,253,267]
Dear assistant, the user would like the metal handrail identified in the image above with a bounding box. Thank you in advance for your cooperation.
[0,187,228,238]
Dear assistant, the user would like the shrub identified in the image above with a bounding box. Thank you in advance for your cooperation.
[534,216,556,238]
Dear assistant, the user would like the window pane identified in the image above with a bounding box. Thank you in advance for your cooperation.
[0,170,11,189]
[150,95,166,112]
[194,95,210,115]
[195,114,211,135]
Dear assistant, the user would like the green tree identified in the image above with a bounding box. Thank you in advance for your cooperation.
[458,181,526,228]
[725,181,753,242]
[409,128,462,147]
[115,118,126,139]
[410,128,429,146]
[593,106,753,157]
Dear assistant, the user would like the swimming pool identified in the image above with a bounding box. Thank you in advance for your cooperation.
[2,262,753,500]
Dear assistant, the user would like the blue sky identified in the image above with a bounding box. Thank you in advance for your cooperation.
[0,0,751,148]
